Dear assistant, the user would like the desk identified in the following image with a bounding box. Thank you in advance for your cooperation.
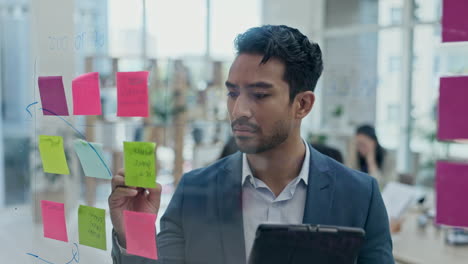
[393,211,468,264]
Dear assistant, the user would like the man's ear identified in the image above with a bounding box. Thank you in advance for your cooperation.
[294,91,315,119]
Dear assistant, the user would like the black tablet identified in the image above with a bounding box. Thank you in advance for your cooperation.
[248,224,366,264]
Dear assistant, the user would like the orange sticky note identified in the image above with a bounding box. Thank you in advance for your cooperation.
[72,72,102,115]
[124,210,158,260]
[41,200,68,242]
[117,71,149,117]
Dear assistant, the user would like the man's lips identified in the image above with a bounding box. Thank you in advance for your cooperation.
[232,125,258,137]
[232,125,257,133]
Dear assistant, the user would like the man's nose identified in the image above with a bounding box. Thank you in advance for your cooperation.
[231,94,252,120]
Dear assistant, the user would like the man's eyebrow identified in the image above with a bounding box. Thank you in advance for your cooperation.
[246,82,273,89]
[225,81,273,89]
[225,81,238,88]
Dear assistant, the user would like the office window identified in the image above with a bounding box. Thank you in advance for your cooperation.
[413,55,421,70]
[411,25,441,152]
[388,56,401,72]
[378,0,404,26]
[387,104,400,122]
[210,0,261,59]
[326,0,378,28]
[390,7,402,25]
[376,28,403,149]
[146,0,206,58]
[414,0,441,22]
[322,32,378,130]
[108,0,145,56]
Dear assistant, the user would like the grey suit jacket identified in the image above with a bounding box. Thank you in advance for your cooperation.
[112,144,394,264]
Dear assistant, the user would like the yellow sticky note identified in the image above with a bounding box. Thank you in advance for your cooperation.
[78,205,107,250]
[38,135,70,175]
[124,141,156,188]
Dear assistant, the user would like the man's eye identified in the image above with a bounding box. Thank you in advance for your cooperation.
[227,91,239,98]
[254,94,269,99]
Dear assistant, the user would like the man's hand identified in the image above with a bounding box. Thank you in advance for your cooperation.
[364,140,379,173]
[109,168,162,248]
[364,140,376,162]
[390,218,403,234]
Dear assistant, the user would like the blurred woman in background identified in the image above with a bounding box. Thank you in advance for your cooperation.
[352,124,397,190]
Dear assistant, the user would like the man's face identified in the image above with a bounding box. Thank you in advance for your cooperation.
[226,53,295,154]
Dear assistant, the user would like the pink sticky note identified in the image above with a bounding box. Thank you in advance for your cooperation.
[72,72,102,115]
[117,71,149,117]
[437,76,468,141]
[41,200,69,242]
[38,76,69,116]
[124,210,157,260]
[436,161,468,227]
[442,0,468,42]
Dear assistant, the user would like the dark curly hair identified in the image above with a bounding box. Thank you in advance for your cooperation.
[234,25,323,101]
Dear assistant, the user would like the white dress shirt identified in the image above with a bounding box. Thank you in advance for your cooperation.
[242,140,310,260]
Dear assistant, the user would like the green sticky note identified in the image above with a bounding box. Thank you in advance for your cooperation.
[38,135,70,175]
[78,205,107,250]
[74,139,111,179]
[124,141,156,188]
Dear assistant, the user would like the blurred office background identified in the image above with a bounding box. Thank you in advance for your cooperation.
[1,0,468,263]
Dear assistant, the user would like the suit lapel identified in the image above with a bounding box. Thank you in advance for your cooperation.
[217,153,246,264]
[215,145,335,262]
[303,145,336,224]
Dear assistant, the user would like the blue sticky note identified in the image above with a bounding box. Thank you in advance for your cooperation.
[74,139,111,179]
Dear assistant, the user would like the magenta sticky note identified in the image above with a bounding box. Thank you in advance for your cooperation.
[442,0,468,42]
[124,210,158,260]
[437,76,468,141]
[117,71,149,117]
[38,76,69,116]
[436,161,468,227]
[72,72,102,115]
[41,200,69,242]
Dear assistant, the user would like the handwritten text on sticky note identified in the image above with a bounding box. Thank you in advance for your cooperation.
[124,141,156,188]
[72,72,102,115]
[78,205,107,250]
[117,71,149,117]
[38,76,69,116]
[39,135,70,175]
[41,200,68,242]
[74,139,111,179]
[124,210,158,260]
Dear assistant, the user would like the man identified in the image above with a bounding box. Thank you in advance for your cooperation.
[109,25,394,264]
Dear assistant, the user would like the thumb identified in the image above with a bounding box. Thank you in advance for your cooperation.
[147,183,162,208]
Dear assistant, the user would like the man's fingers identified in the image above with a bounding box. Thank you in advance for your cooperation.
[117,168,125,176]
[147,183,162,205]
[109,187,138,201]
[111,174,138,191]
[111,175,125,191]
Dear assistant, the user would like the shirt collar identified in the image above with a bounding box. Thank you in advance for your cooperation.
[242,139,310,186]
